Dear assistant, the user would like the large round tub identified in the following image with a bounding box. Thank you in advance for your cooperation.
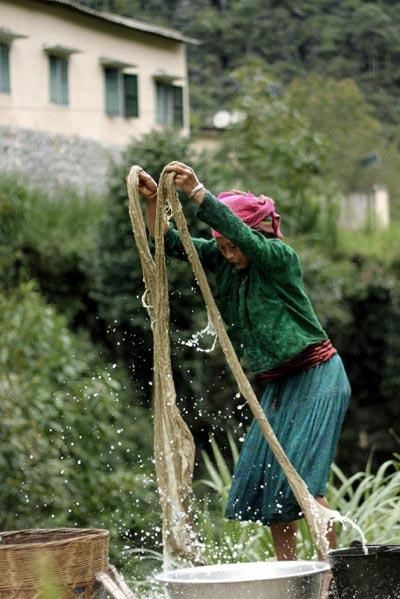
[156,560,330,599]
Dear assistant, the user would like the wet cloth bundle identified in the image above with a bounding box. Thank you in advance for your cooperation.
[126,166,204,567]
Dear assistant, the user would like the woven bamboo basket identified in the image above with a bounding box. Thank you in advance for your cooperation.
[0,528,109,599]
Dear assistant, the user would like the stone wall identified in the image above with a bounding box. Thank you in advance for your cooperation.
[0,126,123,195]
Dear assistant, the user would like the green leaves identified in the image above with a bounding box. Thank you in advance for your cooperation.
[330,459,400,546]
[209,62,334,235]
[0,283,158,559]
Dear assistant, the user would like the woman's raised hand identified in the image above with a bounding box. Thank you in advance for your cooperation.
[138,169,158,201]
[165,161,205,203]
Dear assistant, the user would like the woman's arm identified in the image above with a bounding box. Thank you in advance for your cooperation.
[164,162,292,272]
[198,192,292,270]
[164,226,219,271]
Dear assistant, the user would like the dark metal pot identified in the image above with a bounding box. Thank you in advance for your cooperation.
[329,543,400,599]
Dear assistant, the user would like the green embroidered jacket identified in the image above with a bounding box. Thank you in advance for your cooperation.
[163,191,328,373]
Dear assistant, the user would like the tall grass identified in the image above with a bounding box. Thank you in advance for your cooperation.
[194,434,400,562]
[329,458,400,546]
[337,223,400,265]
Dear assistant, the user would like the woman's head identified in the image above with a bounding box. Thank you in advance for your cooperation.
[211,190,282,239]
[215,236,250,269]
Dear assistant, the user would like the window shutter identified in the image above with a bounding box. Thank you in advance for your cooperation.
[155,82,184,127]
[123,73,138,118]
[173,86,184,127]
[49,56,69,105]
[155,81,166,125]
[0,43,10,94]
[49,55,58,103]
[105,67,120,116]
[60,57,69,105]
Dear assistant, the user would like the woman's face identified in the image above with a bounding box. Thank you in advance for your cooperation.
[216,236,250,269]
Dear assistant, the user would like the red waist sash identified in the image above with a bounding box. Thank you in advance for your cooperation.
[258,339,336,382]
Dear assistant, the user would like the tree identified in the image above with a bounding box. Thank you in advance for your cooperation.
[210,61,336,236]
[287,75,400,209]
[287,76,381,193]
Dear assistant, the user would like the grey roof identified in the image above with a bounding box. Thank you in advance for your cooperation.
[32,0,198,44]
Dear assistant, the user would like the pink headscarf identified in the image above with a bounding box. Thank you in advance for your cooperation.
[211,190,283,239]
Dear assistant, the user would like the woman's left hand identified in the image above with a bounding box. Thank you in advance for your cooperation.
[164,161,205,202]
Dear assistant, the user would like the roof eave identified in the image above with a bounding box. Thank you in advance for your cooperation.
[31,0,199,45]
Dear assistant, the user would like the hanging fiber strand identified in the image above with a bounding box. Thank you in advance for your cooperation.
[126,166,204,568]
[128,164,337,564]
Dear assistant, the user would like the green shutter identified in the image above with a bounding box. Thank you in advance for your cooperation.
[173,86,184,127]
[49,55,69,105]
[123,73,138,118]
[59,57,69,105]
[155,81,166,124]
[155,82,184,127]
[0,43,10,94]
[105,68,120,116]
[49,55,58,103]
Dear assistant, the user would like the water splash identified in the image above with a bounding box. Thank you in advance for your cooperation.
[329,511,368,554]
[180,314,217,353]
[314,503,368,555]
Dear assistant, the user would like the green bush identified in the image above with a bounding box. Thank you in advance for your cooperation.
[0,173,104,323]
[0,282,159,564]
[208,62,339,237]
[2,138,400,486]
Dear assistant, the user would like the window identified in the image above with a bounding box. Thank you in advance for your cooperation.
[49,55,69,105]
[155,81,183,127]
[104,67,138,118]
[0,42,10,94]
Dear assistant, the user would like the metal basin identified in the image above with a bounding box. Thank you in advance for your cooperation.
[155,560,330,599]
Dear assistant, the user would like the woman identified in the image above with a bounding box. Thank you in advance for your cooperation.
[137,161,351,560]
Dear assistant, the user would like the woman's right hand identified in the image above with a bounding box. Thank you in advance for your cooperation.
[138,169,158,201]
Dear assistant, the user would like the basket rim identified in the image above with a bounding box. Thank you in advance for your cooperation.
[0,528,109,551]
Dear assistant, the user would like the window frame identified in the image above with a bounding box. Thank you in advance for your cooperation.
[155,80,184,128]
[48,54,69,106]
[0,42,11,94]
[0,29,28,95]
[104,66,139,119]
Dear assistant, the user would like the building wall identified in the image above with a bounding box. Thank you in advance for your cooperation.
[0,0,190,146]
[340,185,390,230]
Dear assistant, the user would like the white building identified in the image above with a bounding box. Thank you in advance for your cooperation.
[0,0,196,190]
[342,185,390,230]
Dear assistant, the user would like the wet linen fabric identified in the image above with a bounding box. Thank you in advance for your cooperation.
[225,354,351,525]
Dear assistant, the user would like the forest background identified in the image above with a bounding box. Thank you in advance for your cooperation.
[1,0,400,587]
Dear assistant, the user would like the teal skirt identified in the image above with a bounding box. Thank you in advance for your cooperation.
[225,354,351,525]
